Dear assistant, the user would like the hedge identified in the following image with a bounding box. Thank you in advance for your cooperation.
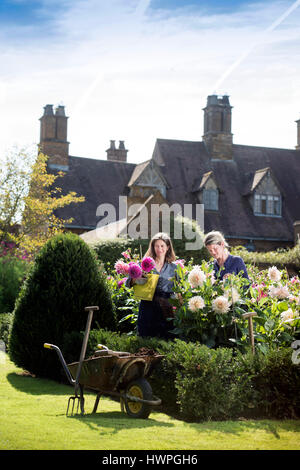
[61,328,300,421]
[232,243,300,273]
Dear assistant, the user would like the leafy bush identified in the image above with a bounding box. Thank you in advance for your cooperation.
[105,274,139,334]
[0,249,30,313]
[175,344,244,420]
[78,328,300,421]
[250,348,300,419]
[232,243,300,271]
[9,233,116,379]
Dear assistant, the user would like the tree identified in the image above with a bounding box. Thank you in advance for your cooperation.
[0,146,34,242]
[0,147,85,256]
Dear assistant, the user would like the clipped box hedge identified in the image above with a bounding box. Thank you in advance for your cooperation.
[65,328,300,422]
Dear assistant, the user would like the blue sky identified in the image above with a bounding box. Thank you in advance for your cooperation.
[1,0,300,163]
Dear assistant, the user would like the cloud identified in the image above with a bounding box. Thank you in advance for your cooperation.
[1,0,300,163]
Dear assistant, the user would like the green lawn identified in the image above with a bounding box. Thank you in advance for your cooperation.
[1,355,300,451]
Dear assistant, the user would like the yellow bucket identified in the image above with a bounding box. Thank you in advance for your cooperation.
[133,274,159,301]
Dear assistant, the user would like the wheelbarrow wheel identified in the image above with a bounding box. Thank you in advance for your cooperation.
[124,378,153,419]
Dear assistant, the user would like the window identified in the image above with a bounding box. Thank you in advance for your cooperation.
[203,188,218,211]
[254,194,281,216]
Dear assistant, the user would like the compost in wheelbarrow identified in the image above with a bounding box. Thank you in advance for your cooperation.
[67,348,164,419]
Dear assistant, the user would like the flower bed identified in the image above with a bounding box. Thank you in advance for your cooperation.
[171,260,300,352]
[105,249,300,352]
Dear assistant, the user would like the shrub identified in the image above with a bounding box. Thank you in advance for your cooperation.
[232,243,300,272]
[78,328,300,421]
[9,233,116,379]
[0,254,30,314]
[105,274,139,334]
[250,348,300,419]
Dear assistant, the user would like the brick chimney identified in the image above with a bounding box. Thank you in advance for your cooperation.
[202,94,233,160]
[39,104,69,169]
[106,140,128,162]
[295,118,300,150]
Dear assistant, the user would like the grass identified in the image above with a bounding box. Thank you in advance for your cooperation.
[1,355,300,451]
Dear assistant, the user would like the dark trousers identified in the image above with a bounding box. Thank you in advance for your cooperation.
[137,298,173,339]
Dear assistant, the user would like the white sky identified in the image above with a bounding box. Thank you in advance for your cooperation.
[1,0,300,164]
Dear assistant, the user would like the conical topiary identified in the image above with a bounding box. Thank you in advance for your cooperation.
[9,232,116,379]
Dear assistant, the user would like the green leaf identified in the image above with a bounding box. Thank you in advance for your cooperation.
[277,301,289,313]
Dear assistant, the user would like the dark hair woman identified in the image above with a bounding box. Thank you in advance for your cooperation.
[127,232,177,339]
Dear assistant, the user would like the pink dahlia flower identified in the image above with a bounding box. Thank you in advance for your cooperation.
[141,256,155,273]
[117,278,127,288]
[128,262,142,279]
[174,259,185,268]
[121,251,131,260]
[114,260,129,275]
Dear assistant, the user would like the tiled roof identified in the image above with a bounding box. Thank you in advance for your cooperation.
[53,139,300,242]
[152,139,300,241]
[53,155,136,229]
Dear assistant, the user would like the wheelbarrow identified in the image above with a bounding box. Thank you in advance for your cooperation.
[44,306,164,419]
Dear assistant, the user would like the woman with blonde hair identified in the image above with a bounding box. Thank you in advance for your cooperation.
[204,231,249,281]
[127,232,177,338]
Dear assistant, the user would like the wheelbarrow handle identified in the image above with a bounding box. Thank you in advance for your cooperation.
[43,343,75,387]
[124,393,162,407]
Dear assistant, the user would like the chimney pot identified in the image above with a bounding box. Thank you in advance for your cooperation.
[43,104,54,116]
[55,105,66,116]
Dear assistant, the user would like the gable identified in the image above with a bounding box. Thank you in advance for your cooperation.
[128,160,168,198]
[253,169,281,195]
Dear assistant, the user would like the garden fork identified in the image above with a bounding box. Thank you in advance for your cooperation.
[66,306,99,416]
[44,306,99,417]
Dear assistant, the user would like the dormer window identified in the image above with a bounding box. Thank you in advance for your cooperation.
[203,188,219,211]
[196,171,219,211]
[250,168,282,218]
[254,194,281,216]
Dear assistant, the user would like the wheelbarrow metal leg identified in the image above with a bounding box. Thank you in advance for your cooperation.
[92,393,102,413]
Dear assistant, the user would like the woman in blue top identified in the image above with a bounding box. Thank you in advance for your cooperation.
[128,232,177,339]
[204,231,249,281]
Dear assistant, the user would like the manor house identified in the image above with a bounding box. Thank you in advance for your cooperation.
[38,95,300,251]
